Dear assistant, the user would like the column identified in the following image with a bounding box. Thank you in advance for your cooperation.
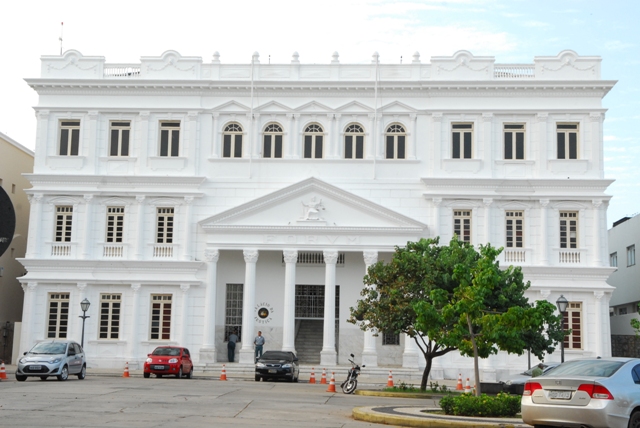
[181,197,193,261]
[594,291,604,357]
[187,111,198,159]
[239,249,259,364]
[481,112,493,162]
[409,113,417,160]
[539,199,549,265]
[431,113,443,175]
[367,113,376,159]
[361,251,379,367]
[432,198,442,239]
[327,114,338,159]
[282,250,298,353]
[286,113,295,159]
[592,199,603,266]
[483,198,493,244]
[376,114,384,159]
[251,113,261,158]
[26,194,43,258]
[138,111,150,170]
[34,111,49,170]
[200,250,219,363]
[180,284,190,346]
[82,195,93,259]
[128,283,141,367]
[87,111,99,173]
[19,282,38,353]
[211,113,220,158]
[536,113,549,176]
[402,333,420,368]
[589,112,603,173]
[320,250,338,366]
[135,196,146,260]
[292,114,300,158]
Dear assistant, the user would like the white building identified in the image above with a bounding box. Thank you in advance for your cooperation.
[19,49,616,379]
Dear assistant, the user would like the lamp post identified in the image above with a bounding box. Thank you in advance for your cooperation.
[556,295,568,363]
[79,298,90,349]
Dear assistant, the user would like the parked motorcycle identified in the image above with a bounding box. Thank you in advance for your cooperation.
[340,353,365,394]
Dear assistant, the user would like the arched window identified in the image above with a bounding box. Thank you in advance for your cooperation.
[385,124,406,159]
[223,123,243,158]
[303,124,324,159]
[344,123,364,159]
[263,123,283,158]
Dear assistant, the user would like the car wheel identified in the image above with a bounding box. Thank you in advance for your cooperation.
[176,366,183,378]
[40,376,48,381]
[143,372,150,378]
[16,374,27,382]
[77,365,86,380]
[57,365,69,381]
[255,375,260,382]
[186,367,193,379]
[628,411,640,428]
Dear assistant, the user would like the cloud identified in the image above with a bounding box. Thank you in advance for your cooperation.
[604,41,635,51]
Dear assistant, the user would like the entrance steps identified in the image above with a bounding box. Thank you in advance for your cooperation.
[294,319,323,364]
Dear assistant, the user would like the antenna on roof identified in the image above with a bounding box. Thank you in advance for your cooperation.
[400,55,402,64]
[59,22,64,55]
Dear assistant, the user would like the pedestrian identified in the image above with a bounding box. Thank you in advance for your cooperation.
[254,331,265,361]
[227,330,238,362]
[531,363,544,377]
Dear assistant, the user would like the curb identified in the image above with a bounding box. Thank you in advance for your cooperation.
[355,390,442,399]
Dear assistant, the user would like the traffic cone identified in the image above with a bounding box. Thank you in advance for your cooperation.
[122,362,130,378]
[220,364,227,381]
[0,361,6,380]
[464,378,471,393]
[326,372,336,392]
[309,367,316,384]
[320,368,327,384]
[456,373,463,390]
[387,370,394,387]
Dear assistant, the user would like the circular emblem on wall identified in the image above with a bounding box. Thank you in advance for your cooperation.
[258,307,270,319]
[0,187,16,258]
[255,302,274,324]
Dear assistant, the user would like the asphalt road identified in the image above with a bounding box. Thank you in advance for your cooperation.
[0,375,436,427]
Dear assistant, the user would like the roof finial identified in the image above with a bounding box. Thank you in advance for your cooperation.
[331,51,339,64]
[372,52,379,64]
[291,51,300,64]
[212,51,220,64]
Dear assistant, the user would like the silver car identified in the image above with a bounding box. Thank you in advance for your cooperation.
[521,357,640,428]
[16,340,86,381]
[501,362,561,394]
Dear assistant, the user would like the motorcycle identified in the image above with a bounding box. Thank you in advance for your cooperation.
[340,353,365,394]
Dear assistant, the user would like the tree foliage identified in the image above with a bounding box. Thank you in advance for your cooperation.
[631,304,640,336]
[349,237,564,393]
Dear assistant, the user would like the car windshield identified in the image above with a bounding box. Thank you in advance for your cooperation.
[545,360,624,378]
[259,352,292,361]
[152,347,181,356]
[29,342,67,355]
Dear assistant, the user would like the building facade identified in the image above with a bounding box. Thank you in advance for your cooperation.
[19,49,616,379]
[0,131,33,363]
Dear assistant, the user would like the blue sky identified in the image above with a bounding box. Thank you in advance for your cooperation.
[2,0,638,225]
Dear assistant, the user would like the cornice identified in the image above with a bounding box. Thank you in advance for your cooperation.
[204,225,424,234]
[521,265,617,282]
[24,174,206,187]
[19,258,204,272]
[421,177,614,193]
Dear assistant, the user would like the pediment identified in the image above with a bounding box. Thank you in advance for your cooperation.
[335,101,374,113]
[212,100,250,112]
[380,101,417,114]
[200,177,426,233]
[294,101,333,113]
[254,101,293,113]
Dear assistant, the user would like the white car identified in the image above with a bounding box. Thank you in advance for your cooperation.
[16,340,86,381]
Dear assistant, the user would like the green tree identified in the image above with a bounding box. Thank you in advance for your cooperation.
[349,237,564,394]
[631,304,640,335]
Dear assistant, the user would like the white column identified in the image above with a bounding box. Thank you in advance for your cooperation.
[286,113,295,159]
[536,113,549,176]
[376,115,384,158]
[128,283,141,367]
[402,333,420,368]
[594,291,604,358]
[181,197,193,261]
[367,113,376,159]
[82,195,93,259]
[328,113,338,159]
[138,111,150,170]
[431,113,442,175]
[200,249,219,363]
[481,112,493,162]
[26,194,43,258]
[211,113,220,158]
[135,196,145,260]
[361,251,379,367]
[539,199,549,265]
[483,198,493,244]
[180,284,190,346]
[87,111,99,172]
[592,199,603,266]
[432,198,442,239]
[282,250,298,353]
[409,113,417,160]
[252,113,261,158]
[292,114,300,158]
[589,112,603,173]
[20,282,38,353]
[320,250,338,366]
[239,249,259,364]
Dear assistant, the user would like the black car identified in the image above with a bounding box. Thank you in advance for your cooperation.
[255,351,300,382]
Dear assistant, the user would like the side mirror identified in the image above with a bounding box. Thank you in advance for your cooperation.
[362,365,366,368]
[350,353,355,358]
[23,351,27,355]
[293,357,299,362]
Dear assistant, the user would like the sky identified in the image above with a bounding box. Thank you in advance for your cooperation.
[1,0,638,226]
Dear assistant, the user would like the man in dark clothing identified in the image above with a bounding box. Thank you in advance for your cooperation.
[227,330,239,362]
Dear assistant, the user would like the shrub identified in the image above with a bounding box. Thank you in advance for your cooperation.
[438,393,521,417]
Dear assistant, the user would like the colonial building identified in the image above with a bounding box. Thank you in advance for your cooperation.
[19,49,616,379]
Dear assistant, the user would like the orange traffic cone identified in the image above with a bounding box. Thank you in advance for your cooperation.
[456,373,463,390]
[309,367,316,384]
[387,370,394,387]
[220,364,227,381]
[0,361,6,380]
[464,378,471,393]
[122,362,130,378]
[326,372,336,392]
[320,368,327,384]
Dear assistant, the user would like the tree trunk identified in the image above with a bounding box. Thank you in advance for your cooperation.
[467,314,482,396]
[420,356,433,391]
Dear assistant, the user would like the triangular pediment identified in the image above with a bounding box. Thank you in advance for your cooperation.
[335,101,374,113]
[200,178,426,232]
[294,101,333,113]
[380,101,417,114]
[212,100,251,112]
[254,101,293,113]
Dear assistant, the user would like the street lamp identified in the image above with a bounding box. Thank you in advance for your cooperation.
[556,295,568,363]
[79,298,90,349]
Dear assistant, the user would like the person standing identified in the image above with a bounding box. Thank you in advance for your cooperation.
[227,330,239,362]
[254,331,265,361]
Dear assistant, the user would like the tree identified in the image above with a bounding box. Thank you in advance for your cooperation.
[631,304,640,336]
[349,237,564,393]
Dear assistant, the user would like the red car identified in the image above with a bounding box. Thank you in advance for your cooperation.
[144,346,193,379]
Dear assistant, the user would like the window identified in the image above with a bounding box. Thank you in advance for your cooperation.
[156,208,174,244]
[225,284,243,341]
[159,121,180,157]
[303,124,324,158]
[150,294,172,340]
[106,207,124,243]
[559,211,578,249]
[47,293,70,338]
[262,123,283,158]
[99,294,121,339]
[505,211,524,248]
[452,123,473,159]
[223,123,243,158]
[59,120,80,156]
[382,331,400,345]
[562,302,582,350]
[385,124,405,159]
[453,210,472,243]
[109,121,130,156]
[504,124,525,160]
[619,307,628,315]
[344,123,364,159]
[55,206,73,242]
[557,123,578,159]
[628,245,636,266]
[610,252,618,267]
